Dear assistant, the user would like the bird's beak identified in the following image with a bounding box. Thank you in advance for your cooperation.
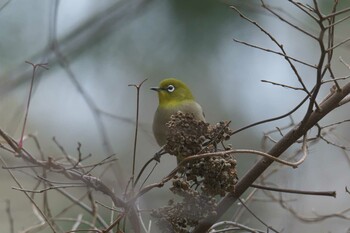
[150,87,161,92]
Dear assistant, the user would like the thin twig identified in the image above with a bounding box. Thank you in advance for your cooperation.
[325,6,350,19]
[233,38,316,68]
[261,79,305,91]
[238,197,279,233]
[19,62,49,149]
[231,94,309,135]
[55,188,108,227]
[194,76,350,233]
[0,156,57,232]
[231,5,313,100]
[288,0,319,21]
[6,200,14,233]
[250,184,336,197]
[209,221,266,233]
[12,185,87,193]
[128,78,148,188]
[327,36,350,51]
[261,0,318,40]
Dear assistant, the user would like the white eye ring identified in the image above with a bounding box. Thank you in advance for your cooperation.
[167,84,175,92]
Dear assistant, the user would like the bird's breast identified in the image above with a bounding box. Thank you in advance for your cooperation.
[152,101,205,146]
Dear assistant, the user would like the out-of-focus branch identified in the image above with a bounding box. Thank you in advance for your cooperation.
[5,200,14,233]
[0,128,125,209]
[0,0,153,96]
[0,156,57,232]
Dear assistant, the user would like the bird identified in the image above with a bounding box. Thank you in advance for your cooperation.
[151,78,205,147]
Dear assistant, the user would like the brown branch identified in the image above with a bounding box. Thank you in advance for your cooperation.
[103,211,127,233]
[327,36,350,51]
[262,188,350,223]
[261,0,318,40]
[346,186,350,195]
[261,79,305,91]
[193,80,350,232]
[19,62,49,149]
[6,200,14,233]
[299,21,326,127]
[237,197,280,233]
[12,185,87,193]
[326,14,350,28]
[320,135,350,151]
[324,6,350,18]
[322,119,350,128]
[288,0,319,21]
[322,75,350,83]
[55,188,108,227]
[231,93,308,135]
[0,156,57,232]
[340,57,350,69]
[339,94,350,106]
[325,4,341,91]
[251,183,336,197]
[128,78,148,188]
[209,221,266,233]
[230,5,313,99]
[133,148,304,202]
[232,38,316,68]
[0,128,144,232]
[0,129,125,209]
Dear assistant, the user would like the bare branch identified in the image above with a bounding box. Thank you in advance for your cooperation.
[0,129,125,209]
[288,0,319,21]
[233,38,316,68]
[194,80,350,232]
[327,36,350,51]
[128,78,148,188]
[325,6,350,19]
[0,156,57,232]
[261,79,305,91]
[6,200,14,233]
[230,5,313,101]
[209,221,266,233]
[251,183,336,197]
[261,0,318,40]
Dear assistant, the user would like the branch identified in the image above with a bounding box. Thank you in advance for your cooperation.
[0,129,125,209]
[128,78,148,188]
[6,200,14,233]
[0,156,57,232]
[261,0,318,40]
[250,183,336,197]
[230,5,313,99]
[193,81,350,232]
[261,79,305,91]
[233,38,316,68]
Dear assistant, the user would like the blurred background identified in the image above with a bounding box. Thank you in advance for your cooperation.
[0,0,350,232]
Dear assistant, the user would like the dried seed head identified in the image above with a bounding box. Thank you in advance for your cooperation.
[153,113,239,231]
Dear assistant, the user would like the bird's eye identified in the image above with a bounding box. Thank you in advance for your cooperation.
[167,85,175,92]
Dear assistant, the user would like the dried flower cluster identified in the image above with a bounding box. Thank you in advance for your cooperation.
[152,183,217,233]
[164,112,209,160]
[184,155,238,196]
[153,112,238,232]
[164,112,233,159]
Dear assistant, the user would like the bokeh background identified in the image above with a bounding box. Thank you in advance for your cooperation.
[0,0,350,232]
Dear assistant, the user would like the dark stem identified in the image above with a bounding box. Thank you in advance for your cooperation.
[128,78,148,188]
[250,183,336,197]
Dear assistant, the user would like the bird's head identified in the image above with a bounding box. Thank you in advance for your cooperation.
[151,78,195,107]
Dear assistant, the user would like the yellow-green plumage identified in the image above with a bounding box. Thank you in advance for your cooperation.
[151,78,205,146]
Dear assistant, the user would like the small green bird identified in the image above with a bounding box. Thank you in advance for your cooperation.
[151,78,205,147]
